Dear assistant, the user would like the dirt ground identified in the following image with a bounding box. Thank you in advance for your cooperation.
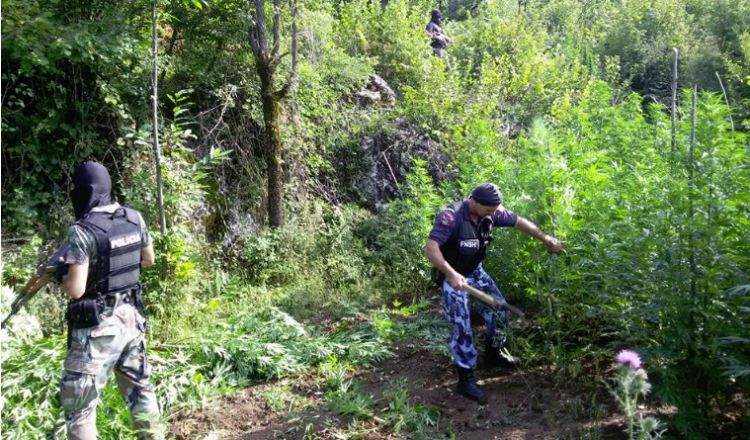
[166,339,636,440]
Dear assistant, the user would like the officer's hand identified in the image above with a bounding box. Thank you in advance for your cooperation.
[545,237,567,254]
[447,272,466,290]
[54,257,69,283]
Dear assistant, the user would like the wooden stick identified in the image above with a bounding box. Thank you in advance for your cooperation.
[715,71,734,132]
[671,47,679,155]
[463,284,526,321]
[1,237,33,244]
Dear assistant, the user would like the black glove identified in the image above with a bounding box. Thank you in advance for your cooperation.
[54,261,69,283]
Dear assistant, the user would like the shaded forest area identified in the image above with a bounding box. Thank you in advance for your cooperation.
[2,0,749,439]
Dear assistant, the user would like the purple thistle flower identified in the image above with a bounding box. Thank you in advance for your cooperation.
[615,349,642,369]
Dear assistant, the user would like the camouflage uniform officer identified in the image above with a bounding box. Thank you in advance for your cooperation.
[425,183,565,403]
[59,162,163,440]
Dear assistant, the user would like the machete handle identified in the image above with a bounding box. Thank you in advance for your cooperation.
[463,284,527,322]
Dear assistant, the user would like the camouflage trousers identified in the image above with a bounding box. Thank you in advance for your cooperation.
[60,293,163,440]
[441,264,510,369]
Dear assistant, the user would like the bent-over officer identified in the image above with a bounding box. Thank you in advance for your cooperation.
[425,183,565,403]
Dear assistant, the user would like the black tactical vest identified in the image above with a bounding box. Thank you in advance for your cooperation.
[439,201,494,276]
[76,207,143,298]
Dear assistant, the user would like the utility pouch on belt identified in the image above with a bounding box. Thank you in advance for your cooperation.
[67,299,102,329]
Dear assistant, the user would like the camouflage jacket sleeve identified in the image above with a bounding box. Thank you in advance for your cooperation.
[136,212,151,247]
[64,224,97,266]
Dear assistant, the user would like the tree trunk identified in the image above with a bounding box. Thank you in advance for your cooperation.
[257,60,284,227]
[152,2,168,279]
[248,0,295,228]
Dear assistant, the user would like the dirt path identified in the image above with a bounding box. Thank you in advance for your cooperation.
[167,340,631,440]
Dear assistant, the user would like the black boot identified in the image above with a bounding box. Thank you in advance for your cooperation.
[485,339,522,368]
[456,366,488,403]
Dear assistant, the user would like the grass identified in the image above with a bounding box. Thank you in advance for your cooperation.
[1,282,440,439]
[325,379,376,418]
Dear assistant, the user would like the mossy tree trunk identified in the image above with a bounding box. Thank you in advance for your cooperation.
[257,61,284,227]
[248,0,297,228]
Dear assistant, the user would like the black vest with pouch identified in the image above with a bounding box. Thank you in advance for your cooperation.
[77,207,143,298]
[439,201,494,276]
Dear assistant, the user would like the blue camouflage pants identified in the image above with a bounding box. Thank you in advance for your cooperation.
[441,264,510,369]
[60,293,163,440]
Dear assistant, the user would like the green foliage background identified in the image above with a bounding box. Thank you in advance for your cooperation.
[2,0,749,439]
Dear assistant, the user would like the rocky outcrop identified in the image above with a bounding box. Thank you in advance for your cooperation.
[352,74,396,107]
[325,117,453,208]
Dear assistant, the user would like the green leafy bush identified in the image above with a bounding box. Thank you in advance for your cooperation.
[356,160,443,295]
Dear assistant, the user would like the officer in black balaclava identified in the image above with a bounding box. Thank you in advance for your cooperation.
[70,161,113,220]
[426,8,451,59]
[58,161,163,440]
[431,8,442,25]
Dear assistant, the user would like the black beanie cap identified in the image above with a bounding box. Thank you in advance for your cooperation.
[471,183,503,206]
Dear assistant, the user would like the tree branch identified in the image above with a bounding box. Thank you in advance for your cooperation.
[291,0,298,82]
[272,0,281,58]
[249,0,269,58]
[276,83,290,100]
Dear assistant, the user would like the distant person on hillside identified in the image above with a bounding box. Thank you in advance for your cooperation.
[425,9,451,59]
[57,161,163,439]
[424,183,565,403]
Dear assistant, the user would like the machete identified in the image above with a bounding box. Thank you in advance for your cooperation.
[463,283,526,322]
